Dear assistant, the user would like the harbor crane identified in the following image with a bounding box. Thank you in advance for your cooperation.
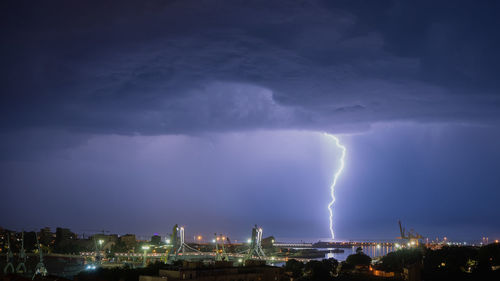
[3,233,14,274]
[33,234,48,279]
[214,233,229,261]
[397,220,423,246]
[169,224,201,260]
[16,231,27,273]
[244,225,266,260]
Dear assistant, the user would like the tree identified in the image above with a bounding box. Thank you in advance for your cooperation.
[304,260,332,281]
[424,246,478,274]
[322,258,339,277]
[284,259,304,279]
[380,248,424,272]
[346,252,371,267]
[423,246,481,281]
[355,247,363,254]
[110,240,128,253]
[478,243,500,271]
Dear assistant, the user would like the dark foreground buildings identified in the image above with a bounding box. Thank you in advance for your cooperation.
[139,261,282,281]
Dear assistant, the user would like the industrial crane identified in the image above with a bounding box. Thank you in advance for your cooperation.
[397,220,423,246]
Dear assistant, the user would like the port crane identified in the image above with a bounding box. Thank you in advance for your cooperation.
[16,231,27,273]
[244,225,266,260]
[169,224,201,259]
[33,234,48,279]
[214,233,229,261]
[397,220,422,246]
[3,233,14,274]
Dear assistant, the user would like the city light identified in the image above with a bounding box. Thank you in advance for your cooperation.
[247,238,251,243]
[142,245,150,250]
[324,133,346,240]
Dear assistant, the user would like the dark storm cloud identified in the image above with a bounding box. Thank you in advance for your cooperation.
[2,1,500,240]
[2,0,499,136]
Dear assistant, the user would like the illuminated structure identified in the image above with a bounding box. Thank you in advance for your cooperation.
[33,234,48,278]
[16,231,27,273]
[171,224,186,255]
[94,238,105,265]
[397,220,422,246]
[245,225,266,260]
[142,245,150,267]
[3,233,14,274]
[214,233,229,261]
[170,225,201,259]
[324,133,346,240]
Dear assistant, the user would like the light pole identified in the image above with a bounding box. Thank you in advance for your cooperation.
[142,245,150,267]
[98,239,104,264]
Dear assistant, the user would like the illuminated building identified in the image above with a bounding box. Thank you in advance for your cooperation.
[119,234,137,250]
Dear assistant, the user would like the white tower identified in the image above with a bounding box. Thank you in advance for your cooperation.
[245,225,266,260]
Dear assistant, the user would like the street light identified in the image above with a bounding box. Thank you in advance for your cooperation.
[97,240,104,264]
[142,245,150,267]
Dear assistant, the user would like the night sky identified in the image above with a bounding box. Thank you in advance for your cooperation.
[1,0,499,242]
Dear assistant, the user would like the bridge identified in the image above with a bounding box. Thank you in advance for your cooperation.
[1,224,322,276]
[79,224,297,268]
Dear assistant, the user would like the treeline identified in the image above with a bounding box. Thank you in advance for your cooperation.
[284,244,500,281]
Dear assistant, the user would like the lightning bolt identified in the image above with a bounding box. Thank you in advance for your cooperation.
[325,133,346,240]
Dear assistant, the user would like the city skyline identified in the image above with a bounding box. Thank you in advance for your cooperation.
[2,0,500,242]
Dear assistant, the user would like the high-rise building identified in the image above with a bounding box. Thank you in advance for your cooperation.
[151,234,162,245]
[119,234,137,250]
[39,227,54,246]
[55,227,77,246]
